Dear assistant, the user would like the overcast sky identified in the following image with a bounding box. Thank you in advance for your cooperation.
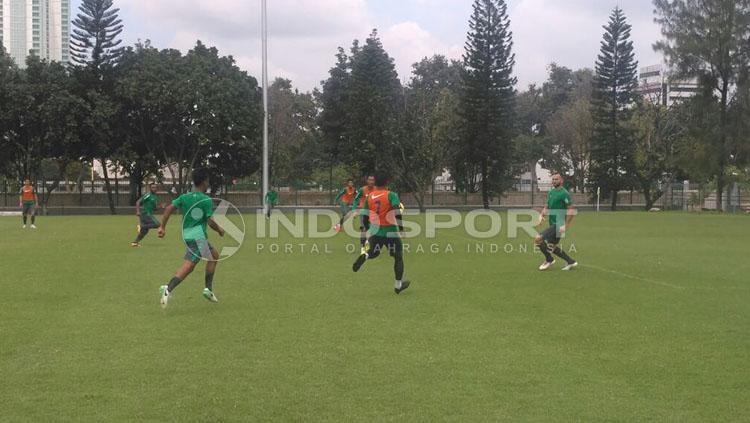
[72,0,665,91]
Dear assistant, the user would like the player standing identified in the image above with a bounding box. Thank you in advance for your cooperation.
[131,183,161,247]
[19,179,38,229]
[333,179,355,232]
[352,175,375,253]
[536,172,578,271]
[265,188,279,219]
[157,169,225,308]
[352,173,411,294]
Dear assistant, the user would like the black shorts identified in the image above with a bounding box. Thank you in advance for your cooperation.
[22,203,35,215]
[139,214,159,229]
[184,239,217,263]
[367,235,403,259]
[540,225,561,245]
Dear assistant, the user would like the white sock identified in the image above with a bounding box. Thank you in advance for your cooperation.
[395,280,402,289]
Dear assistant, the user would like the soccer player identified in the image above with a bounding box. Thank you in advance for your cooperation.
[131,183,161,247]
[19,179,38,229]
[333,179,355,231]
[352,172,411,294]
[265,188,279,219]
[157,168,225,308]
[352,175,375,253]
[535,172,578,271]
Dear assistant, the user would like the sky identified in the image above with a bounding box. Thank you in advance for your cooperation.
[71,0,665,91]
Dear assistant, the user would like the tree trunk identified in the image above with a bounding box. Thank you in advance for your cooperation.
[611,190,617,211]
[129,164,142,206]
[100,158,116,214]
[481,162,490,209]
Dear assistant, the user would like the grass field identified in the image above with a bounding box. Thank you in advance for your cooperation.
[1,211,749,421]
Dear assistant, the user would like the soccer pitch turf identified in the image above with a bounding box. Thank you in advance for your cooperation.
[1,212,749,421]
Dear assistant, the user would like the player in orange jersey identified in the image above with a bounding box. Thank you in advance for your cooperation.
[352,172,411,294]
[19,179,38,229]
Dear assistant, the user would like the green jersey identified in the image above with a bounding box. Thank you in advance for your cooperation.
[265,191,279,205]
[172,191,214,241]
[547,187,573,227]
[139,192,158,215]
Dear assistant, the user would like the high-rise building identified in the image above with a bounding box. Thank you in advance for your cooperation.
[638,64,700,106]
[0,0,70,66]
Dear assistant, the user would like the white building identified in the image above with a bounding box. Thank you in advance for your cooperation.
[639,64,699,106]
[0,0,71,66]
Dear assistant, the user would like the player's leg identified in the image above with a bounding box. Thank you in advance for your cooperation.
[22,205,28,227]
[358,214,369,254]
[134,215,160,244]
[353,235,383,272]
[29,205,36,228]
[535,226,557,270]
[160,259,197,308]
[388,237,410,294]
[202,243,219,302]
[554,244,577,269]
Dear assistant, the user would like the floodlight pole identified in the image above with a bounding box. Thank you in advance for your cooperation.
[261,0,270,216]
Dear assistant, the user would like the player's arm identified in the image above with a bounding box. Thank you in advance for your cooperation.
[334,188,344,205]
[208,217,225,237]
[361,196,370,230]
[561,204,576,233]
[34,191,39,206]
[390,193,404,232]
[158,204,177,237]
[538,204,548,226]
[135,198,141,216]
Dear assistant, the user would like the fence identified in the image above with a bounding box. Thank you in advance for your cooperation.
[1,179,747,214]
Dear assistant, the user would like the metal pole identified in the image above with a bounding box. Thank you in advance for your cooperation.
[261,0,270,216]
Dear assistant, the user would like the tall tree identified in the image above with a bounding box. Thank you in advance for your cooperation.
[455,0,517,209]
[654,0,750,211]
[70,0,124,68]
[344,30,403,175]
[589,7,639,210]
[70,0,125,213]
[398,56,463,211]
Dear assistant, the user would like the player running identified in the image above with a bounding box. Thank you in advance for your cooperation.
[352,172,411,294]
[535,172,578,271]
[333,179,355,232]
[157,169,225,308]
[131,183,161,247]
[352,175,375,253]
[19,179,38,229]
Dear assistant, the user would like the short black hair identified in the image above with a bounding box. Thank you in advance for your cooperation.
[192,168,210,186]
[374,172,389,187]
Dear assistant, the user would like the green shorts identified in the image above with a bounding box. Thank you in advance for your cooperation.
[184,239,217,263]
[22,202,35,215]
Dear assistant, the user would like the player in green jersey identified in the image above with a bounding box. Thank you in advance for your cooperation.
[536,172,578,271]
[131,183,161,247]
[265,189,279,219]
[157,169,226,308]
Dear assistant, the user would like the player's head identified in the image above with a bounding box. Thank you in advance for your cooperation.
[374,172,389,188]
[23,178,31,186]
[366,175,375,188]
[347,179,354,187]
[148,182,158,193]
[192,168,210,190]
[551,172,563,188]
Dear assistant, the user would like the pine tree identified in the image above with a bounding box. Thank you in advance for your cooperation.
[455,0,516,209]
[70,0,124,69]
[589,7,638,211]
[344,30,403,175]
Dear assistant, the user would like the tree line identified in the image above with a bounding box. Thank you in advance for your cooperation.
[1,0,749,212]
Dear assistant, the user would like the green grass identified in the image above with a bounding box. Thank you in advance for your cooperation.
[1,211,749,421]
